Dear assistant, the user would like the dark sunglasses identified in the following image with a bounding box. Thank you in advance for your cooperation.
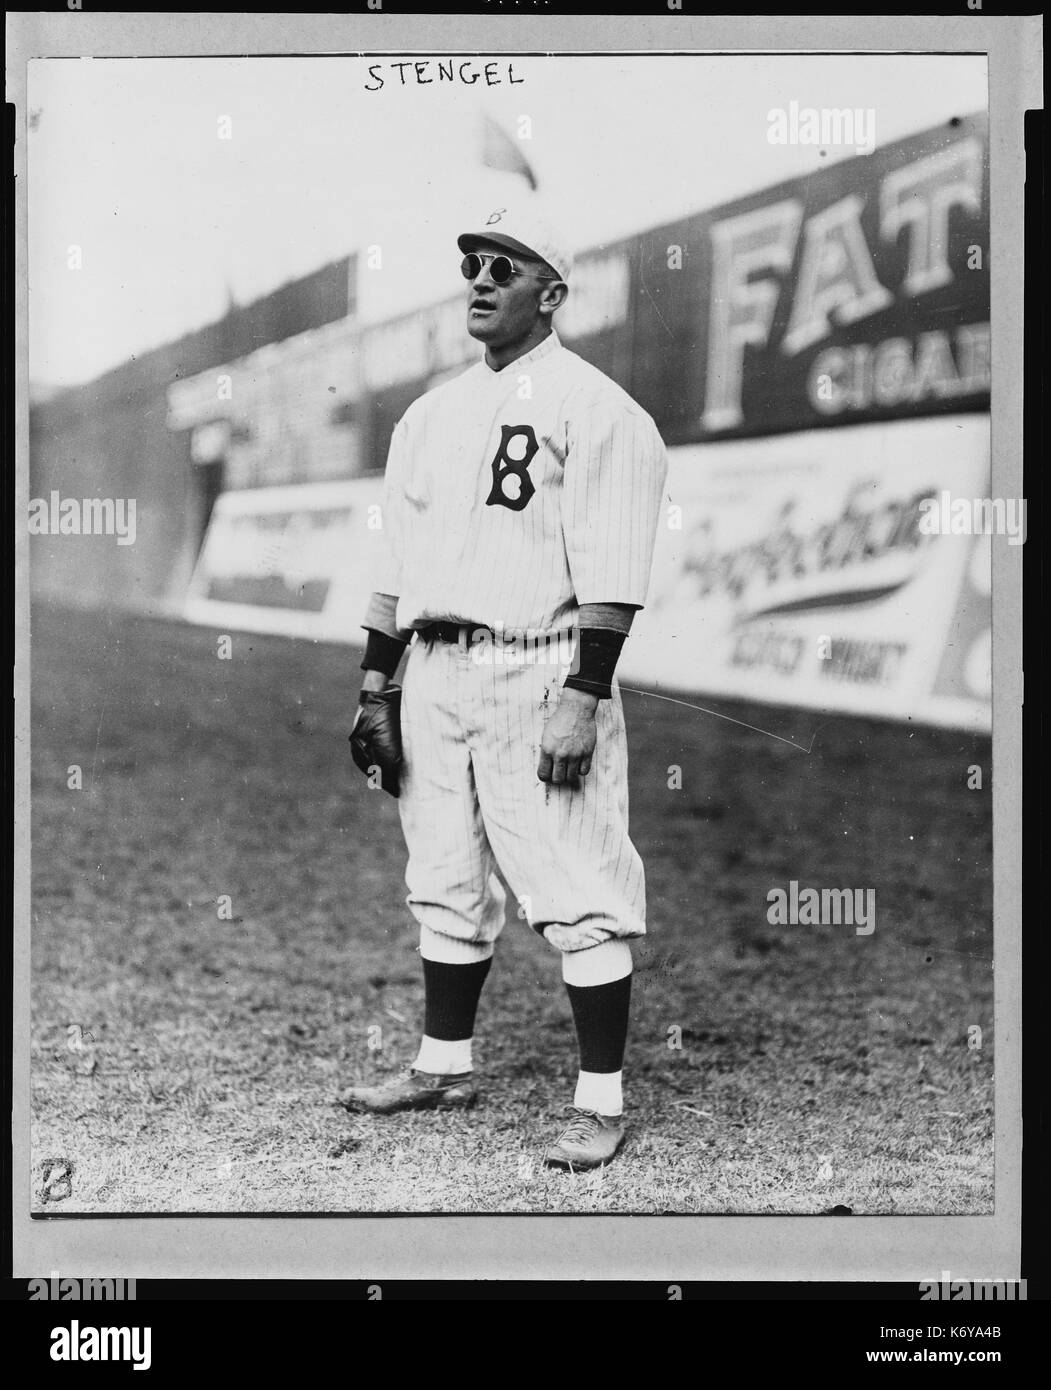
[460,251,559,285]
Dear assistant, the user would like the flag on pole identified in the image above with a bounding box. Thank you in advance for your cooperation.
[480,115,538,190]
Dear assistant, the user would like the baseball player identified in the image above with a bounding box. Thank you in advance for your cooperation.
[342,203,668,1170]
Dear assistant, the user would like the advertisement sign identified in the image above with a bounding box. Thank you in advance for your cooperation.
[621,415,991,731]
[167,316,363,490]
[629,113,989,444]
[184,479,384,642]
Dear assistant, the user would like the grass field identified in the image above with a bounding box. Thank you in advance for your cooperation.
[29,603,993,1214]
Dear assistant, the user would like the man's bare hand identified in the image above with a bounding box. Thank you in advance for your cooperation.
[537,687,599,785]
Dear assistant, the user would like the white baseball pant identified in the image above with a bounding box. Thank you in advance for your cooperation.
[396,634,647,965]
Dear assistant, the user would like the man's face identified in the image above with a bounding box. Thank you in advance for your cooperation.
[464,240,555,349]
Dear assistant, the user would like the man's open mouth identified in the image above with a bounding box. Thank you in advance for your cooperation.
[470,299,496,315]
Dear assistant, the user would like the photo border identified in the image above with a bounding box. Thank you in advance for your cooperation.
[9,9,1036,1282]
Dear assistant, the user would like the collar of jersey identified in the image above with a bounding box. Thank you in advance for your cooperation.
[482,330,562,376]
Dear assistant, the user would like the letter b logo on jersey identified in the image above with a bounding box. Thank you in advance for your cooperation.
[486,424,539,512]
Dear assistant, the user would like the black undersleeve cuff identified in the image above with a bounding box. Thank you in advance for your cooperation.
[562,627,628,700]
[361,627,409,678]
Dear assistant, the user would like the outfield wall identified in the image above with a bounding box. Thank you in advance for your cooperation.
[28,258,357,612]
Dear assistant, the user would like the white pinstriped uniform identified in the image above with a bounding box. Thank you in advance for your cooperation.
[375,329,668,959]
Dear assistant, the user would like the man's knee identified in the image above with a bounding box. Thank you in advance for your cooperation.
[419,923,496,965]
[561,938,633,987]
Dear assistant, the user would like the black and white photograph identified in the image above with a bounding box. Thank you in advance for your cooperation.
[11,10,1032,1291]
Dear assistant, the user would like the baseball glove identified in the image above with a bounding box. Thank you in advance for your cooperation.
[348,685,403,798]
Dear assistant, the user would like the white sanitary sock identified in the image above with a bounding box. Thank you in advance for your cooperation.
[574,1069,623,1117]
[413,1034,472,1075]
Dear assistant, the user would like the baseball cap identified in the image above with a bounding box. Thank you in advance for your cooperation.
[458,203,573,282]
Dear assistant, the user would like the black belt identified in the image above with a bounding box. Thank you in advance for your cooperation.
[416,621,569,650]
[416,620,485,645]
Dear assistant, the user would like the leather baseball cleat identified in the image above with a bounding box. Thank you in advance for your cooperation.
[544,1106,627,1170]
[338,1067,477,1115]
